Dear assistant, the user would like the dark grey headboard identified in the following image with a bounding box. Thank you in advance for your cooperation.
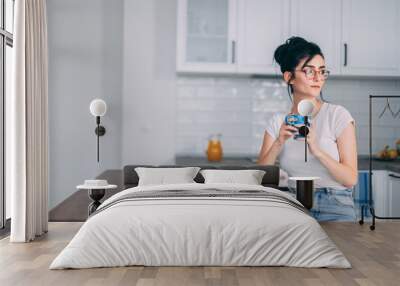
[123,165,280,190]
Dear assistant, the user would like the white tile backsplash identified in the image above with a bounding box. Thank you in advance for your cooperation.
[176,76,400,156]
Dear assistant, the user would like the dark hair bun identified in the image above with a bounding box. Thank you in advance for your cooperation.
[273,36,323,73]
[274,37,306,66]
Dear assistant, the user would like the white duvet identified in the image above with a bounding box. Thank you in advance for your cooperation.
[50,183,351,269]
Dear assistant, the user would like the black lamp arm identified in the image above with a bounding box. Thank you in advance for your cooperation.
[304,116,308,162]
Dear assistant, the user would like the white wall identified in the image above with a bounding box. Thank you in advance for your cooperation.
[47,0,123,207]
[121,0,177,165]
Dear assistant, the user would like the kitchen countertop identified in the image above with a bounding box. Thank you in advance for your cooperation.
[176,155,400,173]
[358,156,400,173]
[176,155,258,167]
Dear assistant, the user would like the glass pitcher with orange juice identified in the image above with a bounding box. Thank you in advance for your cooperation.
[206,134,223,162]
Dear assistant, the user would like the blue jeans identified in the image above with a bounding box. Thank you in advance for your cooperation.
[310,188,356,222]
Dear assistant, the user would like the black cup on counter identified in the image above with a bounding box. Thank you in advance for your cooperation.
[288,177,320,210]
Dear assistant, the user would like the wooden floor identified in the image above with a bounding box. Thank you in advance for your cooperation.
[0,222,399,286]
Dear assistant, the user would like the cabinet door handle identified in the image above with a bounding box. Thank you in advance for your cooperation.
[344,43,348,66]
[231,40,236,64]
[389,174,400,179]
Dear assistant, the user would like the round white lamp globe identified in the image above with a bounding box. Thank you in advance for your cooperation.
[90,99,107,117]
[298,99,315,116]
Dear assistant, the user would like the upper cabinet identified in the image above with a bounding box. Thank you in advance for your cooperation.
[342,0,400,76]
[236,0,289,75]
[290,0,341,76]
[176,0,237,73]
[176,0,400,77]
[176,0,289,74]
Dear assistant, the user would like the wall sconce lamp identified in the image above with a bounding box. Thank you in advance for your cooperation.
[89,99,107,162]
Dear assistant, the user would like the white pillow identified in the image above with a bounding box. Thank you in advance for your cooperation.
[135,167,200,186]
[200,169,266,185]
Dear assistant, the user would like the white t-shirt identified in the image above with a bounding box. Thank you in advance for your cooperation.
[265,102,355,190]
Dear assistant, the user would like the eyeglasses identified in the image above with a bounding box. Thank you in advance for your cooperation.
[295,68,330,80]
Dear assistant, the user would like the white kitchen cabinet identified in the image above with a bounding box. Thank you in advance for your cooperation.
[387,172,400,217]
[370,170,400,218]
[176,0,237,73]
[371,170,389,217]
[176,0,289,75]
[342,0,400,76]
[236,0,289,75]
[176,0,400,77]
[290,0,341,75]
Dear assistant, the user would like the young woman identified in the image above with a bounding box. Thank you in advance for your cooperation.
[258,36,358,221]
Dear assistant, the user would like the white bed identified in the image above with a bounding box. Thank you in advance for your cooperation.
[50,183,351,269]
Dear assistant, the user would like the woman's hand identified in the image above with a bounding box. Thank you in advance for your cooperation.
[258,121,296,165]
[277,122,298,144]
[306,125,322,157]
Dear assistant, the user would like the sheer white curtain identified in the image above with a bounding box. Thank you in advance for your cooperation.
[10,0,49,242]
